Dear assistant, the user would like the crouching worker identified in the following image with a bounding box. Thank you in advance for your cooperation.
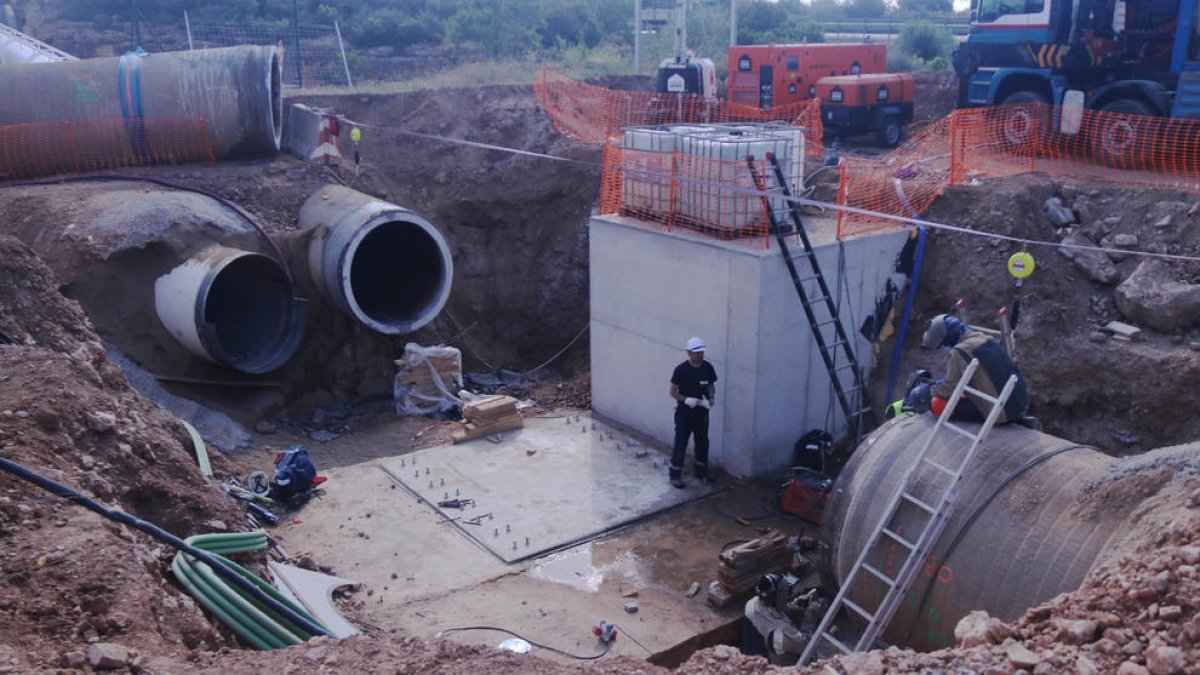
[907,314,1030,425]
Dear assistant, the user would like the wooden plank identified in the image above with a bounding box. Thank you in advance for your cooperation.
[719,530,789,568]
[451,413,524,443]
[463,395,518,422]
[464,395,515,414]
[395,368,460,385]
[464,404,518,424]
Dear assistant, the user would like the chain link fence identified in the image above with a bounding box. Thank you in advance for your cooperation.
[184,15,351,88]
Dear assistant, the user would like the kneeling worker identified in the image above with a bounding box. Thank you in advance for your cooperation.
[908,314,1029,424]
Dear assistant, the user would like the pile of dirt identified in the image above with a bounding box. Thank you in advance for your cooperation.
[0,235,242,670]
[910,70,958,129]
[872,173,1200,455]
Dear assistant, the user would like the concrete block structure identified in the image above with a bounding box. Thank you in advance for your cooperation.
[590,215,910,478]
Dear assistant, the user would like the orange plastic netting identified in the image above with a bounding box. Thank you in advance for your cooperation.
[0,117,215,181]
[839,102,1200,237]
[534,66,823,156]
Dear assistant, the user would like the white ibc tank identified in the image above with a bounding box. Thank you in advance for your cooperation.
[677,130,792,234]
[621,126,678,216]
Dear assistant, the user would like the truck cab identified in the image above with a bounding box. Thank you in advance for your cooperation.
[953,0,1200,159]
[955,0,1200,113]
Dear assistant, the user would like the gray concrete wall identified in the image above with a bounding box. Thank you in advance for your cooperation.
[590,214,909,478]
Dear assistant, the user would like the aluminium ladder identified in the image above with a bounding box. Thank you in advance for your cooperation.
[798,358,1019,665]
[745,153,871,442]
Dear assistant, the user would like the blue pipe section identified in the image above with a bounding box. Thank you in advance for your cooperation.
[118,51,149,158]
[884,178,927,403]
[886,225,926,403]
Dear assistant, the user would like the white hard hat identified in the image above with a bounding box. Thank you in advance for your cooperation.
[686,337,705,352]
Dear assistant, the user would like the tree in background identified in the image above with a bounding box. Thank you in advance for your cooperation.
[736,0,824,44]
[844,0,889,19]
[444,0,544,57]
[896,21,954,60]
[896,0,954,13]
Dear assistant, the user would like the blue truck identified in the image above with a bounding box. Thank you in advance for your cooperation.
[953,0,1200,159]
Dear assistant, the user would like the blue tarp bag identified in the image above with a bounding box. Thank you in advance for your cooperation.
[270,445,316,502]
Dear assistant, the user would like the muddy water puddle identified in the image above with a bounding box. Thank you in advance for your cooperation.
[527,542,646,592]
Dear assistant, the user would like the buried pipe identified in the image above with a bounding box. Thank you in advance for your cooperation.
[0,44,282,158]
[822,414,1131,652]
[155,246,307,374]
[299,186,454,335]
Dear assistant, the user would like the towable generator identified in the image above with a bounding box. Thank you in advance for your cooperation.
[728,43,887,109]
[815,73,915,147]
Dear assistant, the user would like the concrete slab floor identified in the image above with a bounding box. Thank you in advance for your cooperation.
[238,408,809,666]
[380,412,717,563]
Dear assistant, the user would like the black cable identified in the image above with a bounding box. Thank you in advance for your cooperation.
[434,626,611,660]
[900,445,1088,645]
[0,456,330,638]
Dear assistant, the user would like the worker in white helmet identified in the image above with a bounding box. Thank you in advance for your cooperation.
[668,337,718,488]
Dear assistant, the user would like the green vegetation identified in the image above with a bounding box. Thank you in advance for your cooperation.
[891,22,956,70]
[49,0,966,81]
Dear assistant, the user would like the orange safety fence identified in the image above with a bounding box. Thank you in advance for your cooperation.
[0,116,216,181]
[836,114,954,238]
[534,66,824,156]
[839,103,1200,238]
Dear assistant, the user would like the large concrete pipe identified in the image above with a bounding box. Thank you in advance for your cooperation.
[299,186,454,335]
[155,246,307,374]
[0,45,281,157]
[822,415,1130,652]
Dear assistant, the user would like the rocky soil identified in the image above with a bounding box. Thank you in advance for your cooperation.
[874,174,1200,455]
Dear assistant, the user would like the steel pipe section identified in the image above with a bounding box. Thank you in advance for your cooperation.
[299,186,454,335]
[0,44,282,157]
[823,415,1128,652]
[155,246,307,374]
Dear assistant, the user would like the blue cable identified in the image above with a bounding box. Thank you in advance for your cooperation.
[885,178,928,403]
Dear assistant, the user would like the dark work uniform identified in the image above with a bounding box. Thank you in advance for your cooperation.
[670,359,718,481]
[931,332,1029,424]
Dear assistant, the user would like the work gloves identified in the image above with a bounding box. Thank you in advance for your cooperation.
[699,399,712,410]
[683,397,713,410]
[905,383,932,413]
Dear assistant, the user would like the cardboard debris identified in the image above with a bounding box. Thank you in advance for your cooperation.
[452,395,523,443]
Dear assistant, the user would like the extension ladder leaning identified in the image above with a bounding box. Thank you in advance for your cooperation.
[798,358,1019,665]
[745,152,871,443]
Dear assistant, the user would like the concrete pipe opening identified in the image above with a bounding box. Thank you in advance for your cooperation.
[155,247,307,374]
[301,186,453,335]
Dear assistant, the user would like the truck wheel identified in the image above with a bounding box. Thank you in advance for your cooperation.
[1093,98,1156,166]
[999,91,1048,149]
[878,117,902,148]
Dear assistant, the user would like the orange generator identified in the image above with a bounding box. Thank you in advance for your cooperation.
[727,43,887,110]
[815,73,915,147]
